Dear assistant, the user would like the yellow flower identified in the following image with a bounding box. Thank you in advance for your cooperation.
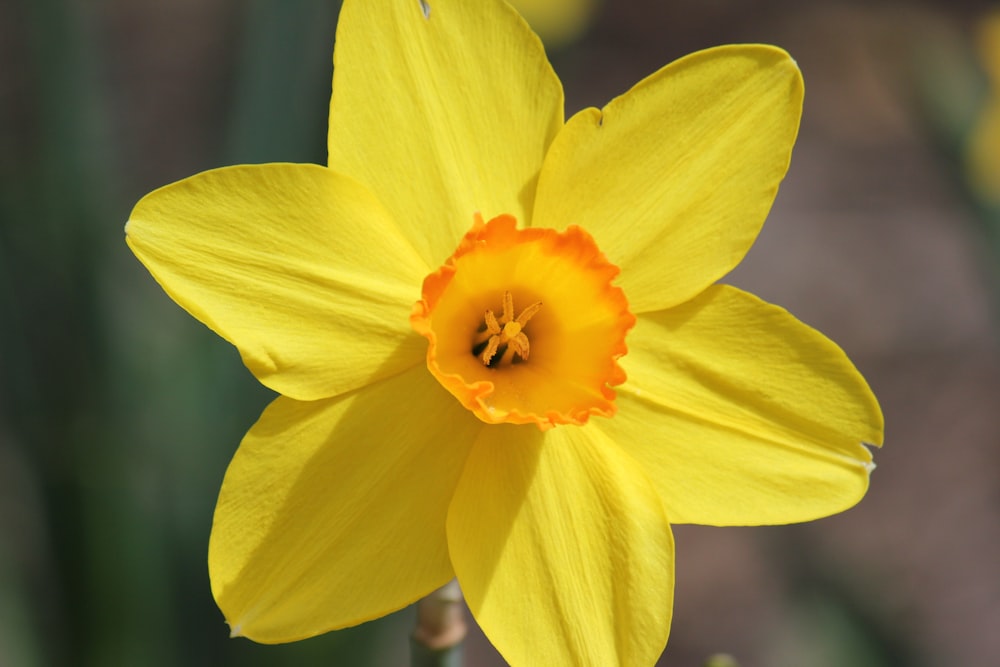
[507,0,599,48]
[125,1,884,664]
[968,11,1000,204]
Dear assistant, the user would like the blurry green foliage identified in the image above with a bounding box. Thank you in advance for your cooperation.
[0,0,407,665]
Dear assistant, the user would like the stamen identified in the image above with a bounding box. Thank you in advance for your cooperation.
[477,291,542,367]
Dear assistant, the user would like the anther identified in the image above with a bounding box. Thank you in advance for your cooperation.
[477,291,542,366]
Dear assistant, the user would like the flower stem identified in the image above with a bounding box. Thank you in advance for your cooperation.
[410,579,466,667]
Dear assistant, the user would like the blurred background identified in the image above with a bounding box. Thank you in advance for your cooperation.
[1,0,998,665]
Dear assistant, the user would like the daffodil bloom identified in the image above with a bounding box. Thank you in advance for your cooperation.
[125,0,884,664]
[507,0,599,49]
[968,11,1000,204]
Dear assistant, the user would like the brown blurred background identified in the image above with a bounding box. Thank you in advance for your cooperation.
[1,1,998,665]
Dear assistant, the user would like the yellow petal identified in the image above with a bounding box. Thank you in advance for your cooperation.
[967,99,1000,203]
[448,423,674,666]
[126,163,428,401]
[601,285,883,526]
[534,45,803,313]
[507,0,599,49]
[967,12,1000,203]
[976,10,1000,82]
[210,366,483,642]
[327,0,564,265]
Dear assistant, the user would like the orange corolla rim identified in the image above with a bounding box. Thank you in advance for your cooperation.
[410,214,635,429]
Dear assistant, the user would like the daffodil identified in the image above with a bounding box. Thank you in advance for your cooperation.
[507,0,599,49]
[125,1,884,665]
[968,11,1000,205]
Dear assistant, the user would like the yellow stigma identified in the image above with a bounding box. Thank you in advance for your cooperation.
[476,291,542,366]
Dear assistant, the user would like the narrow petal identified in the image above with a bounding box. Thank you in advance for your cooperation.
[448,424,674,666]
[601,285,884,526]
[328,0,564,265]
[533,45,803,313]
[210,366,483,642]
[126,163,428,401]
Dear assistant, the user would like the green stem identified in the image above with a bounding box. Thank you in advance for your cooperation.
[410,580,466,667]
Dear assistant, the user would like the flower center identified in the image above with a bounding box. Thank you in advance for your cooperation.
[410,214,634,430]
[474,291,542,367]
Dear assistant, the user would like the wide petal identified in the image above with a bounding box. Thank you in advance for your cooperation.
[327,0,564,265]
[209,365,484,642]
[448,423,674,666]
[601,285,884,526]
[533,45,803,313]
[126,163,428,401]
